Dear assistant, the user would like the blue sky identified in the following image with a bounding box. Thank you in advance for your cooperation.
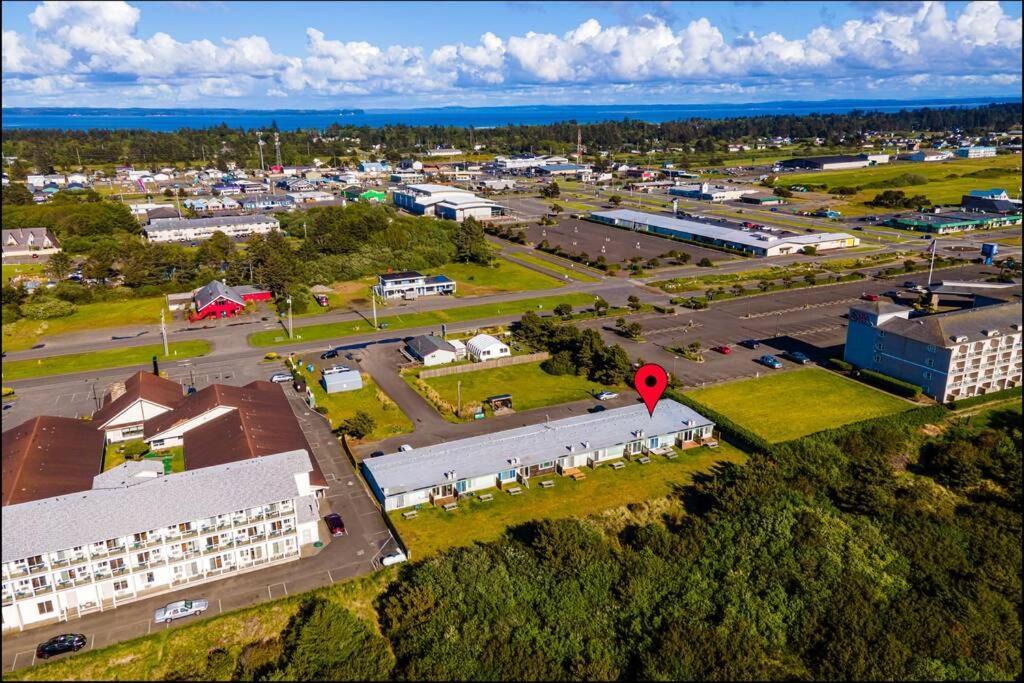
[2,1,1021,108]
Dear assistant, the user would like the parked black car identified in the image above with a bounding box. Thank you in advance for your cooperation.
[739,339,761,349]
[36,634,86,659]
[320,349,339,360]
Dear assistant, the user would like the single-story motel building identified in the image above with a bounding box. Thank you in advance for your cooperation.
[362,400,715,511]
[590,209,859,257]
[884,210,1022,234]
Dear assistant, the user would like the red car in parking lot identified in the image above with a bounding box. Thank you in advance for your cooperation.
[713,345,733,354]
[324,513,346,537]
[861,293,880,301]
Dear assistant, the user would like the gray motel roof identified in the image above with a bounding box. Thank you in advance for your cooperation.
[874,301,1022,347]
[591,209,856,250]
[146,214,279,234]
[363,399,712,495]
[2,449,312,563]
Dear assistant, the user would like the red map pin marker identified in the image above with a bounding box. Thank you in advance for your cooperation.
[634,363,668,416]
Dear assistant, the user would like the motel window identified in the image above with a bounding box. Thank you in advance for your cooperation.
[878,331,886,338]
[113,580,128,592]
[498,469,516,481]
[539,460,555,470]
[923,372,932,380]
[37,601,54,616]
[874,354,882,363]
[874,342,884,351]
[926,345,936,353]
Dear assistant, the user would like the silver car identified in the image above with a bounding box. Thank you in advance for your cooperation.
[154,599,208,624]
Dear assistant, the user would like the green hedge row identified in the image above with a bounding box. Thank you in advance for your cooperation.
[857,368,923,398]
[667,389,771,454]
[778,403,950,447]
[828,358,854,372]
[949,386,1022,410]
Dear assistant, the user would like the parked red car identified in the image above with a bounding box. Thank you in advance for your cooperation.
[324,513,346,537]
[861,293,880,301]
[713,345,733,355]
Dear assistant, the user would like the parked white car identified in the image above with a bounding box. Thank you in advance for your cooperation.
[596,391,619,400]
[381,551,407,567]
[269,373,292,383]
[154,599,208,624]
[398,444,413,452]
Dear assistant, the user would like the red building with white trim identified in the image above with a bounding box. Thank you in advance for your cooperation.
[190,280,272,321]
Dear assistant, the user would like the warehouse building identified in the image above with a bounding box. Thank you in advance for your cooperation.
[777,153,889,171]
[669,182,757,202]
[843,300,1022,402]
[392,183,502,220]
[590,209,859,257]
[885,211,1021,234]
[955,146,997,158]
[362,400,715,511]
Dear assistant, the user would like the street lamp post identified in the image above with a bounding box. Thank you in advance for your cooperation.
[287,296,293,339]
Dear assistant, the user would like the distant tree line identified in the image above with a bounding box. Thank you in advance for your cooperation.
[3,103,1019,172]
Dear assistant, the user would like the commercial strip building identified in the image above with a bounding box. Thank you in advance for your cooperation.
[670,182,758,202]
[884,210,1022,234]
[777,153,889,171]
[372,271,456,299]
[392,183,505,221]
[955,146,997,158]
[143,215,280,243]
[1,450,319,632]
[492,154,569,171]
[362,400,716,511]
[843,300,1022,403]
[590,209,859,257]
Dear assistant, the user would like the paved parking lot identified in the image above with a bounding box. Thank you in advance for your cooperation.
[521,217,729,266]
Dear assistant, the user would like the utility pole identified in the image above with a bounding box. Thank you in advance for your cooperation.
[160,309,169,356]
[457,380,462,417]
[371,291,378,328]
[287,296,294,339]
[926,239,937,287]
[274,132,282,168]
[257,134,266,172]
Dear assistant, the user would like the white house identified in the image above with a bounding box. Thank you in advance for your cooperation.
[910,150,953,162]
[406,335,459,366]
[466,334,510,362]
[144,215,280,243]
[2,228,61,259]
[92,371,185,443]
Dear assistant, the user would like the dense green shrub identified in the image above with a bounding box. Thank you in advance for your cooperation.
[20,297,77,319]
[949,386,1022,409]
[857,368,923,398]
[828,358,854,372]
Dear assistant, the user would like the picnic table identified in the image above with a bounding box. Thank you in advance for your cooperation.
[478,493,494,502]
[611,461,626,470]
[507,487,523,496]
[401,510,418,520]
[665,452,678,460]
[442,502,458,512]
[637,456,651,465]
[539,480,555,489]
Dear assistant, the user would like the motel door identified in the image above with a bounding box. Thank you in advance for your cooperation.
[432,484,454,498]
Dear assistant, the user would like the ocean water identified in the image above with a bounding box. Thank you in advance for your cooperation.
[2,98,1019,132]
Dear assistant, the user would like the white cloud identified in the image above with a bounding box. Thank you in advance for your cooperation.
[2,0,1020,106]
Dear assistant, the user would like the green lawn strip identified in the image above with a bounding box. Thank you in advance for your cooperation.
[684,368,911,443]
[293,364,413,441]
[412,360,622,420]
[510,252,600,282]
[3,296,170,351]
[391,442,747,558]
[6,569,395,682]
[2,341,211,381]
[957,399,1022,431]
[103,441,185,473]
[425,259,563,296]
[2,263,46,285]
[249,292,597,347]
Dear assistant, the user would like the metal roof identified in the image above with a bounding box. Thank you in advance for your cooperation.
[363,400,713,495]
[2,450,313,563]
[591,209,857,251]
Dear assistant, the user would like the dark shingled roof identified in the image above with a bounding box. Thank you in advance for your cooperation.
[406,334,456,358]
[2,416,105,506]
[145,381,327,488]
[379,271,423,282]
[92,371,185,428]
[193,280,246,313]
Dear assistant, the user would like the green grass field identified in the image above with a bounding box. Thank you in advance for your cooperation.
[293,366,413,441]
[780,156,1022,215]
[425,259,562,296]
[415,360,622,419]
[2,341,211,381]
[685,368,911,443]
[510,252,600,282]
[2,296,170,351]
[249,292,597,346]
[392,442,747,557]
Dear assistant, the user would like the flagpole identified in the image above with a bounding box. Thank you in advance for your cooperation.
[926,239,937,287]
